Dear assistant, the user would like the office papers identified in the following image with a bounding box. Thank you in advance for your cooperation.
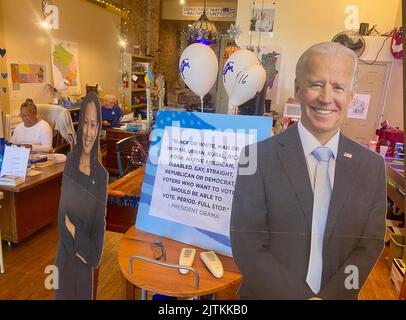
[32,160,54,168]
[46,153,67,163]
[0,145,30,179]
[0,175,24,186]
[27,169,43,177]
[121,113,134,123]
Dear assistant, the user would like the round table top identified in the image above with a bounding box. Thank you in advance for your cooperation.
[118,226,242,298]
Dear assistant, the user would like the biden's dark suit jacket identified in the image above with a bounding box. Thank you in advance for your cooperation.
[230,123,386,300]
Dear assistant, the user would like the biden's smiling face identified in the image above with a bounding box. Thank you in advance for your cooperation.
[295,52,355,143]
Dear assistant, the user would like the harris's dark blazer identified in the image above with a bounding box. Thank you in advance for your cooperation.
[230,123,386,300]
[55,152,108,300]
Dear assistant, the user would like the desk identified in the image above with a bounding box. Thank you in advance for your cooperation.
[0,163,64,243]
[106,166,145,233]
[118,227,242,299]
[105,128,150,175]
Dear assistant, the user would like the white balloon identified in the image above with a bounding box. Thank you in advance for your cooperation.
[222,49,260,97]
[179,43,218,97]
[229,64,266,108]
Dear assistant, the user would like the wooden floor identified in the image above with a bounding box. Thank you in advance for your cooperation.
[0,219,399,300]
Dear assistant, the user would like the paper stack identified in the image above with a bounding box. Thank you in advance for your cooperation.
[46,153,67,163]
[0,175,24,186]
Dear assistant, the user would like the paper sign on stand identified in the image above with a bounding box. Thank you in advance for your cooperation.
[0,145,30,179]
[136,111,273,256]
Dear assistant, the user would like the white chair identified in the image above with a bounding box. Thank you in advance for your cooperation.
[5,114,23,141]
[36,104,76,153]
[0,191,4,273]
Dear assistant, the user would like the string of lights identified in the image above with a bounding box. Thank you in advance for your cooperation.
[92,0,130,15]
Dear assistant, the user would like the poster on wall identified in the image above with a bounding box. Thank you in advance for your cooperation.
[249,3,276,37]
[50,39,81,95]
[10,63,46,89]
[136,111,273,256]
[347,93,371,120]
[250,46,282,107]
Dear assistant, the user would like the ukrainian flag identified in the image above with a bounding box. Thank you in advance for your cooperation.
[144,68,154,85]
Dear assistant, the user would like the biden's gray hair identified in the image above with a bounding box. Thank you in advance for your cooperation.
[295,42,359,89]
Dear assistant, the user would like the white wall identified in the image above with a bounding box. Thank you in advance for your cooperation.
[235,0,401,114]
[0,0,122,114]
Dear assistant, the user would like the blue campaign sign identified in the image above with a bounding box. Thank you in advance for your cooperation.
[136,110,272,256]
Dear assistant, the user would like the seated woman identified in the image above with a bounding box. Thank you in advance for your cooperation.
[11,99,53,153]
[101,94,123,130]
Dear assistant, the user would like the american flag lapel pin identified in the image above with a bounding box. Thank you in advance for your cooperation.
[344,152,352,159]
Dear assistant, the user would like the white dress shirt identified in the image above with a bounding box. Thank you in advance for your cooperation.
[297,121,340,191]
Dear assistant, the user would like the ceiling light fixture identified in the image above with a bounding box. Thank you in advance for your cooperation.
[187,0,218,45]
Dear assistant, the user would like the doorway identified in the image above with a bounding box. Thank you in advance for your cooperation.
[341,61,391,144]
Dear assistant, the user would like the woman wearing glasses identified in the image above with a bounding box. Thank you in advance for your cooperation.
[54,92,108,300]
[11,98,53,152]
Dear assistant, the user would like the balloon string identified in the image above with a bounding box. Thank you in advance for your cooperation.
[249,0,255,48]
[200,96,204,113]
[257,0,265,57]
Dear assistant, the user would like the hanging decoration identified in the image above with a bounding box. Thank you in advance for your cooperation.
[145,68,154,124]
[224,24,242,60]
[391,27,403,59]
[40,0,59,30]
[227,24,242,39]
[247,1,276,55]
[156,73,166,110]
[187,0,218,45]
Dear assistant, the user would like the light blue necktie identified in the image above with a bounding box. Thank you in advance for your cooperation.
[306,146,333,294]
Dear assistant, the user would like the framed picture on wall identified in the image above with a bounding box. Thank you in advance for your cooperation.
[249,3,276,37]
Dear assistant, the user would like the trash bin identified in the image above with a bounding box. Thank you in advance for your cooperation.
[387,233,405,268]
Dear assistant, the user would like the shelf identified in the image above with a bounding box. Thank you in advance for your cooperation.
[132,71,146,76]
[131,104,147,109]
[132,54,155,61]
[132,88,146,92]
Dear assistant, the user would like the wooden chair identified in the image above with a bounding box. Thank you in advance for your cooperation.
[116,136,148,177]
[51,131,71,154]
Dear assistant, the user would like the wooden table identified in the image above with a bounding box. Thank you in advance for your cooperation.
[118,227,242,299]
[106,166,145,233]
[0,162,65,243]
[105,128,150,175]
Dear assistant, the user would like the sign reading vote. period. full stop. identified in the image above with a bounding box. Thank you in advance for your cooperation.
[136,111,272,256]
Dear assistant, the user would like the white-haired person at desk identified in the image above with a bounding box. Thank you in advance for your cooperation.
[11,98,53,153]
[101,94,123,130]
